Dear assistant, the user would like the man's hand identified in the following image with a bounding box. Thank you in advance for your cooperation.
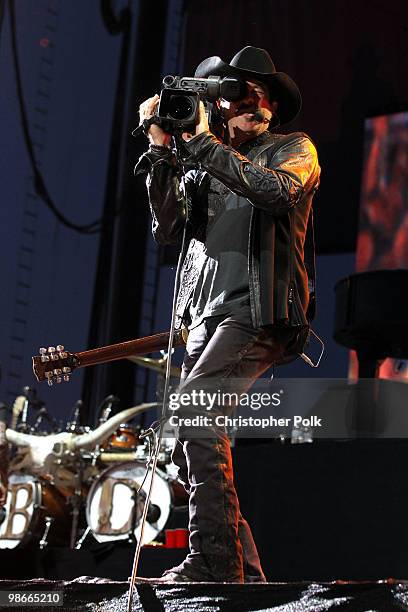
[139,96,210,145]
[139,94,171,148]
[182,101,210,142]
[195,101,210,136]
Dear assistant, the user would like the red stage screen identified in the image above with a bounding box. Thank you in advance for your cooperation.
[351,111,408,380]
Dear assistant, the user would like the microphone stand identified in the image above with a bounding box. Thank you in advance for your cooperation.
[127,131,189,611]
[66,400,84,433]
[91,395,120,467]
[33,406,59,433]
[97,394,120,426]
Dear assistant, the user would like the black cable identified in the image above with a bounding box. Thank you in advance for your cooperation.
[127,136,190,608]
[8,0,105,234]
[0,0,6,48]
[100,0,129,35]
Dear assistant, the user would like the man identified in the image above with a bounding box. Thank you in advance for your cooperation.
[136,46,320,583]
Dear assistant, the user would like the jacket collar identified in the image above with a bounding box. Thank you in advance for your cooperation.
[237,131,276,156]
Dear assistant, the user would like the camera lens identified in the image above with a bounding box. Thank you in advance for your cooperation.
[167,95,194,120]
[163,75,176,87]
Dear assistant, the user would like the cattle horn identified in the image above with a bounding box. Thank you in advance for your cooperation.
[5,429,47,447]
[73,402,157,449]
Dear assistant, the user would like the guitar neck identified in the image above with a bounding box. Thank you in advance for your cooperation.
[74,330,185,369]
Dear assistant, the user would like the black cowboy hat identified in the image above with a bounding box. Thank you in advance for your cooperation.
[195,46,302,126]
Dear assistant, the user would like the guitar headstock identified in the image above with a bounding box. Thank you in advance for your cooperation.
[32,345,78,385]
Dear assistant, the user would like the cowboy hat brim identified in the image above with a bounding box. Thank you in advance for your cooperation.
[195,55,302,126]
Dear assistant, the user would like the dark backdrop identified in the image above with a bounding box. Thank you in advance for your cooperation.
[182,0,408,253]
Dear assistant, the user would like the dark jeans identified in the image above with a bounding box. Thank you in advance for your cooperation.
[171,305,295,582]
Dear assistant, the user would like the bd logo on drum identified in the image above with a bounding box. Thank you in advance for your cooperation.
[87,462,187,545]
[0,481,34,546]
[0,473,68,549]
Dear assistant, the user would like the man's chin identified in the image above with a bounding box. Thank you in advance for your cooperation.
[229,125,264,146]
[231,118,257,133]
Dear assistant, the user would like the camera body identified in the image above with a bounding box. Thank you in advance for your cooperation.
[157,75,246,133]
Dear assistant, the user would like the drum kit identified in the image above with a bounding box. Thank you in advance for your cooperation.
[0,356,187,552]
[0,421,186,551]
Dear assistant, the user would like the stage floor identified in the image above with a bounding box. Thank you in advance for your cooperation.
[0,577,407,611]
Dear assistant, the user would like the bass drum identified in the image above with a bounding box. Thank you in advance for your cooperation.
[86,461,187,545]
[0,472,70,549]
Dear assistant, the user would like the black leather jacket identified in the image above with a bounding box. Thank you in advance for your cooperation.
[135,129,320,330]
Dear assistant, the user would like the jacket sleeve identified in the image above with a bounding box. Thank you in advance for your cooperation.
[183,131,320,216]
[134,145,196,245]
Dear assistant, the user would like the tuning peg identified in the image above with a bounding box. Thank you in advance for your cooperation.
[63,375,70,382]
[53,368,62,376]
[62,367,71,374]
[48,346,59,361]
[57,345,67,358]
[45,371,53,386]
[56,376,62,384]
[39,348,50,363]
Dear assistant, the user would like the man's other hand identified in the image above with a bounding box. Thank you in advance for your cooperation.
[139,94,171,148]
[182,102,210,142]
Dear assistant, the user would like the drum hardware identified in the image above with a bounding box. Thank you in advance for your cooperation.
[75,525,93,549]
[66,400,84,433]
[99,452,138,463]
[139,417,174,466]
[39,515,54,549]
[90,396,121,464]
[87,397,111,465]
[69,486,83,549]
[33,407,59,433]
[97,395,120,426]
[17,396,29,433]
[65,455,87,550]
[12,388,57,435]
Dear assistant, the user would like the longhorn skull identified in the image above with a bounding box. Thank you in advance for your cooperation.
[5,403,157,474]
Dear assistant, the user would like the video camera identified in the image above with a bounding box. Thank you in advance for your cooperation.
[156,74,247,133]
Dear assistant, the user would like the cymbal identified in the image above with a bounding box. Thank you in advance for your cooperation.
[127,355,181,378]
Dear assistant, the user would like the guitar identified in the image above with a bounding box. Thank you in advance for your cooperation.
[32,330,187,385]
